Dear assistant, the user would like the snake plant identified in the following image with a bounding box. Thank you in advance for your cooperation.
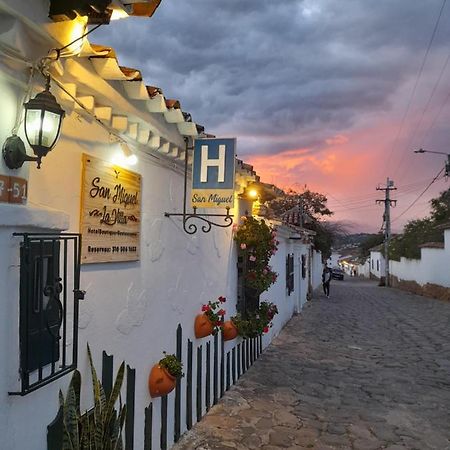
[59,345,127,450]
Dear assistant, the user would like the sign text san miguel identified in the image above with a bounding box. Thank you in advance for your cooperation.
[191,138,236,208]
[80,154,141,264]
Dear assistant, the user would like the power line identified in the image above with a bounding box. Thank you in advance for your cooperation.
[395,49,450,182]
[383,0,447,178]
[420,87,450,145]
[326,177,442,211]
[391,168,444,223]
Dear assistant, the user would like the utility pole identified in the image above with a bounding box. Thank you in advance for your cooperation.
[376,178,397,287]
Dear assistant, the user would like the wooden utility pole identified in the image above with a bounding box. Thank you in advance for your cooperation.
[376,178,397,287]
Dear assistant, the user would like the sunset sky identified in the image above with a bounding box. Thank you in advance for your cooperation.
[98,0,450,232]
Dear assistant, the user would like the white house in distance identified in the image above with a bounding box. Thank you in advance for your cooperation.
[0,2,323,449]
[327,251,341,268]
[369,244,385,280]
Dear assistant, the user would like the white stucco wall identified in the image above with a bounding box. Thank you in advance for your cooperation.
[357,260,370,278]
[370,250,385,279]
[327,252,340,268]
[390,229,450,288]
[0,10,322,450]
[311,249,324,291]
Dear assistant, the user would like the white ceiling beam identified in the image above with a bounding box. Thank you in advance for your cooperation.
[112,115,128,132]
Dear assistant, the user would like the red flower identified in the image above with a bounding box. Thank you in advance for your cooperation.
[218,309,226,316]
[201,305,210,312]
[263,326,269,333]
[218,296,226,303]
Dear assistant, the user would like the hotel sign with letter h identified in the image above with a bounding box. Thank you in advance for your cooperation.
[191,138,236,208]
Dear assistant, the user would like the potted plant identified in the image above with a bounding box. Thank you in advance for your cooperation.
[234,216,279,296]
[231,301,278,338]
[194,296,226,338]
[58,344,126,449]
[222,319,238,341]
[148,352,183,398]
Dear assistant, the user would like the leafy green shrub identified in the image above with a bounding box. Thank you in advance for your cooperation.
[234,216,279,294]
[159,352,183,378]
[231,301,278,338]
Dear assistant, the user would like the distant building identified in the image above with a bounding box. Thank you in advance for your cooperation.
[369,245,385,280]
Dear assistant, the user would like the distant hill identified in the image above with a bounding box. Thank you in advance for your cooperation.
[333,233,375,250]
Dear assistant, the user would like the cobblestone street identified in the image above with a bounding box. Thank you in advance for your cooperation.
[174,279,450,450]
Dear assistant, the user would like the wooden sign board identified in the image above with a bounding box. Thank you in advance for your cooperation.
[80,154,141,264]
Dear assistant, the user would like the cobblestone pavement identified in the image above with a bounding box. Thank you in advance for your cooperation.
[174,278,450,450]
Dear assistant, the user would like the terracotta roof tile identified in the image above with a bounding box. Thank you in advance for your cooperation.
[165,99,181,109]
[124,1,163,17]
[419,242,445,249]
[119,66,142,81]
[146,86,163,98]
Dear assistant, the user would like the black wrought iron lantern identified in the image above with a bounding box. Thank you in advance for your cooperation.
[3,77,65,170]
[23,78,65,168]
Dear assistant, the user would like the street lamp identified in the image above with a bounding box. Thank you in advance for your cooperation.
[414,148,450,178]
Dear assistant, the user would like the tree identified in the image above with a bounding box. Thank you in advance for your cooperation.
[359,233,384,259]
[267,189,338,260]
[388,188,450,260]
[430,188,450,223]
[268,189,333,220]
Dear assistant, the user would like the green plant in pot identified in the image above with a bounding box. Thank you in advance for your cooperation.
[231,301,279,338]
[149,352,183,398]
[58,344,126,450]
[234,216,279,296]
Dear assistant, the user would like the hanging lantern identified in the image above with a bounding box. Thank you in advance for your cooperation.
[23,77,65,168]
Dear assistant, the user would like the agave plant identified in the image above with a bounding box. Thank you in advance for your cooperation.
[59,345,127,450]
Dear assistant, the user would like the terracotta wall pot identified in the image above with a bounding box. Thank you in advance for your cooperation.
[194,313,213,338]
[148,364,176,398]
[222,320,238,341]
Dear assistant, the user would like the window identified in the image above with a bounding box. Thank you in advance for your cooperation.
[10,233,84,396]
[286,253,294,295]
[377,260,379,271]
[301,254,306,279]
[371,259,374,269]
[237,252,259,315]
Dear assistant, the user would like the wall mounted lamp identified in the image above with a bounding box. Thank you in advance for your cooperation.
[3,77,65,170]
[240,183,261,200]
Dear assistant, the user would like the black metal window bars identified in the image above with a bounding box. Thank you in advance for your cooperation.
[286,253,294,295]
[9,233,84,396]
[164,138,233,234]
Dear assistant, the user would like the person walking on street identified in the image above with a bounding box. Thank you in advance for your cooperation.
[322,265,332,298]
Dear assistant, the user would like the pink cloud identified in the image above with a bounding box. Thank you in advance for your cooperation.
[325,134,349,146]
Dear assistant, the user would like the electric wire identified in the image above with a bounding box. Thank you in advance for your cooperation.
[391,168,444,223]
[382,0,447,179]
[420,87,450,145]
[0,30,186,177]
[395,49,450,182]
[326,177,441,211]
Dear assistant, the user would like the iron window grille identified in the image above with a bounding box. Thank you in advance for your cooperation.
[237,252,260,315]
[301,254,307,279]
[9,233,84,396]
[286,253,294,296]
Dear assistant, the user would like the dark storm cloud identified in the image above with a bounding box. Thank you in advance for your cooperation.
[97,0,450,155]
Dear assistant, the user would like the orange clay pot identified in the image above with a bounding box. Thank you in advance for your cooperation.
[148,364,176,398]
[222,320,238,341]
[194,313,214,338]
